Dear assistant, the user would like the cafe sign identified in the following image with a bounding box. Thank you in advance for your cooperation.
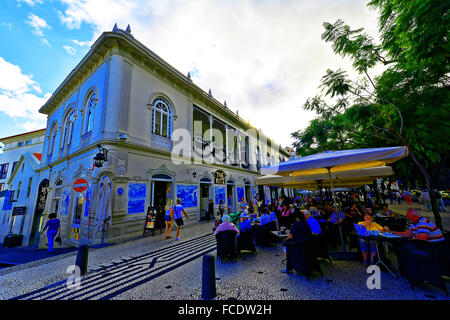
[214,170,225,185]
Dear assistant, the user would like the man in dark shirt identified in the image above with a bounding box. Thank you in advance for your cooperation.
[322,203,334,220]
[288,211,312,241]
[281,211,312,273]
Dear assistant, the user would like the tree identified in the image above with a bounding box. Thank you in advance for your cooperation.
[292,0,450,228]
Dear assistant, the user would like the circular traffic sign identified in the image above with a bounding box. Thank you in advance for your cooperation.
[73,178,88,193]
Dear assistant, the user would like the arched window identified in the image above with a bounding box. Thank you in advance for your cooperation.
[53,180,63,215]
[47,122,58,156]
[152,97,172,138]
[85,91,97,134]
[62,109,75,148]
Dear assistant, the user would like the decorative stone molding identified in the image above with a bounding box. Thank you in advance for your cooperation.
[147,164,176,179]
[151,133,172,152]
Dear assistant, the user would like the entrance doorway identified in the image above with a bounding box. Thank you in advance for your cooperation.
[200,178,212,220]
[153,181,168,212]
[226,180,235,213]
[29,179,49,247]
[151,174,172,232]
[245,185,251,204]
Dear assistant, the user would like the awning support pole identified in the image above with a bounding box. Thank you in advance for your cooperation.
[327,167,346,253]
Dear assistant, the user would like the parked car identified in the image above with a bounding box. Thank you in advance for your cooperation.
[439,190,449,200]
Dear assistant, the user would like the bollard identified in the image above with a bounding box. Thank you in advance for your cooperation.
[75,244,89,276]
[201,254,216,300]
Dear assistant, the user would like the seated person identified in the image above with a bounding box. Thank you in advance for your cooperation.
[308,206,321,218]
[214,214,240,236]
[286,210,312,242]
[303,209,321,235]
[238,212,252,233]
[357,212,386,266]
[344,202,364,223]
[379,204,394,217]
[268,206,280,230]
[239,197,247,212]
[281,211,313,274]
[259,210,271,226]
[328,206,345,224]
[322,203,334,220]
[390,208,445,242]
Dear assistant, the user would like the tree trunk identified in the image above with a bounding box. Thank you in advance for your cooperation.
[406,145,443,230]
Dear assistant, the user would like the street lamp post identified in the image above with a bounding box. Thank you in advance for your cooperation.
[75,144,109,276]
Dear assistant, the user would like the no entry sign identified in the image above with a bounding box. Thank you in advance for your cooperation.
[73,178,88,193]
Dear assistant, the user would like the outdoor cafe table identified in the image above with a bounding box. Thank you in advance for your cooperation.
[271,230,290,240]
[354,232,405,279]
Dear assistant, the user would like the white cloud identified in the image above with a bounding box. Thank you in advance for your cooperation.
[26,12,51,37]
[17,0,44,6]
[63,45,76,55]
[71,39,91,47]
[56,0,382,147]
[0,57,48,128]
[0,23,13,31]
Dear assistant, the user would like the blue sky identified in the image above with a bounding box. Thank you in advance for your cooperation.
[0,0,381,147]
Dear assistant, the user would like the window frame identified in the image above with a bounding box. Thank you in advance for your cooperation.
[52,180,63,215]
[84,91,97,134]
[62,109,75,149]
[151,97,173,138]
[0,163,9,179]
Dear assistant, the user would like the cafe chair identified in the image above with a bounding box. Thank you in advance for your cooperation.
[284,237,323,280]
[253,221,277,246]
[215,230,238,263]
[312,234,332,264]
[397,239,448,296]
[237,229,257,254]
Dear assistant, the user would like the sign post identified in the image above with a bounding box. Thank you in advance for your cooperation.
[73,178,90,244]
[73,178,90,276]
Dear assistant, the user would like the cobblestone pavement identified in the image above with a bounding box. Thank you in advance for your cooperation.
[0,211,449,300]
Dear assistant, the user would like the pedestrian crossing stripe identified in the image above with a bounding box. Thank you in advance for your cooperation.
[10,233,216,300]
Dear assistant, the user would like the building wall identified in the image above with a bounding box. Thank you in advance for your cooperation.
[1,157,41,244]
[0,138,44,243]
[13,31,291,247]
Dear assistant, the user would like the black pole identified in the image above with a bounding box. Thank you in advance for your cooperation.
[75,244,89,276]
[201,254,216,300]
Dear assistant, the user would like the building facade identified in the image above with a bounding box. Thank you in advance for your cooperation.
[0,129,45,242]
[8,26,291,248]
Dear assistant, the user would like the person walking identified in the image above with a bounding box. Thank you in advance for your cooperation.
[421,190,431,212]
[207,199,214,221]
[218,199,225,218]
[174,198,189,240]
[396,190,402,204]
[403,190,412,206]
[251,197,259,215]
[41,213,61,253]
[435,189,446,212]
[164,199,174,239]
[388,191,394,204]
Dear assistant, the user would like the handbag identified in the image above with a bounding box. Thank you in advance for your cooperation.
[55,234,62,244]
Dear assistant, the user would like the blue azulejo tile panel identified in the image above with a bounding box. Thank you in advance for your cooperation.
[214,185,226,204]
[237,186,245,203]
[128,183,147,214]
[61,190,70,216]
[176,184,198,208]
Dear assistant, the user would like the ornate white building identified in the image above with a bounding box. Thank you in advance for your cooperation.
[7,26,291,248]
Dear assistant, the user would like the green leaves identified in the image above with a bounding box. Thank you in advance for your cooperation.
[293,0,450,189]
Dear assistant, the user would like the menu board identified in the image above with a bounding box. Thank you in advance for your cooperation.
[144,206,157,234]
